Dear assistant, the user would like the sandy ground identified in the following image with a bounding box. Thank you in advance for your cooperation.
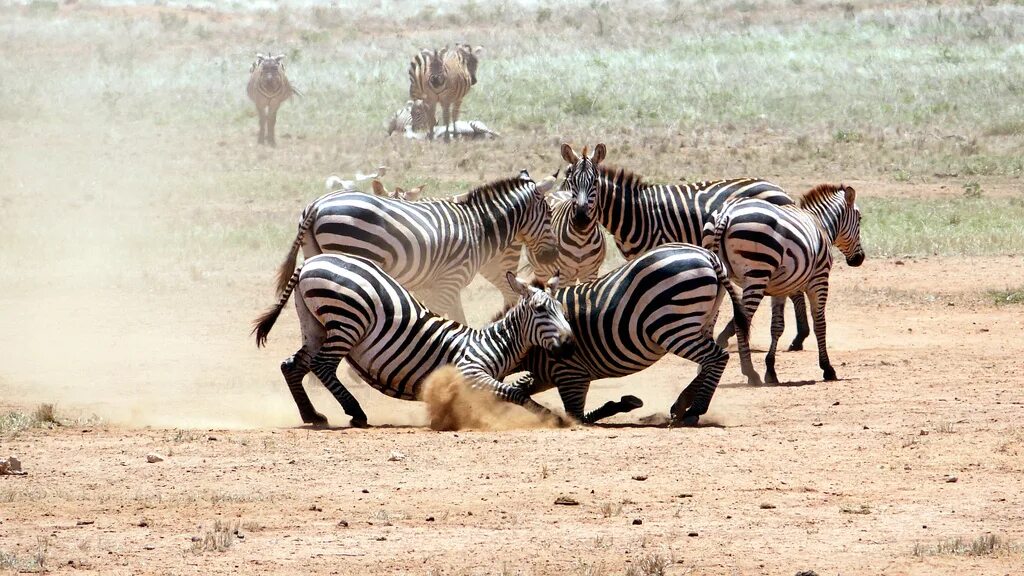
[2,253,1023,575]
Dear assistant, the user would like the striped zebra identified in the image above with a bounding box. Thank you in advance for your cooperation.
[481,160,607,306]
[408,44,482,141]
[507,244,749,426]
[271,171,558,325]
[247,53,298,147]
[253,254,574,427]
[385,100,432,136]
[703,184,864,385]
[559,142,813,350]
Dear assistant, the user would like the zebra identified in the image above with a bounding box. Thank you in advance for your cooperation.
[481,160,607,306]
[270,170,559,325]
[386,99,499,140]
[253,254,574,427]
[702,184,865,385]
[247,53,298,147]
[558,142,814,351]
[408,44,482,141]
[506,244,750,426]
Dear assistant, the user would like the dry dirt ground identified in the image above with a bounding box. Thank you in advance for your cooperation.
[2,252,1023,575]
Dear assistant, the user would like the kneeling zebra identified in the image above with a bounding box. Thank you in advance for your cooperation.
[703,184,864,385]
[253,254,574,427]
[510,244,749,426]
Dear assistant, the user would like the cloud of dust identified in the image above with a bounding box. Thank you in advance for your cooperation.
[420,366,561,431]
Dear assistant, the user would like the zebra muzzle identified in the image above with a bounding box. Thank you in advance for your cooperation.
[847,251,865,267]
[549,339,576,360]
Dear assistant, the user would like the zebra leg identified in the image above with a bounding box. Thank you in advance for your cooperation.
[266,101,281,147]
[764,296,786,385]
[441,103,452,142]
[280,349,328,427]
[669,339,729,426]
[451,99,463,139]
[310,352,369,428]
[737,287,765,385]
[808,282,837,381]
[715,321,736,348]
[788,292,810,351]
[255,103,267,145]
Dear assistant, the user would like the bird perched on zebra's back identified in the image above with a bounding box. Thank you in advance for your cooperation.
[702,184,865,385]
[247,53,299,146]
[408,44,483,141]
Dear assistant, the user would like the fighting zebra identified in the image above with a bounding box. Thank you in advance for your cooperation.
[253,254,574,427]
[702,184,864,385]
[482,158,607,306]
[385,100,499,140]
[559,142,814,351]
[507,244,749,426]
[409,44,482,140]
[247,53,298,147]
[271,171,558,325]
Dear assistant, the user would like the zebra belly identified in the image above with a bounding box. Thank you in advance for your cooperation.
[346,324,464,401]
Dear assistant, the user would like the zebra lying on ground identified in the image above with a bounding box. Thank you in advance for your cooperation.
[409,44,482,140]
[271,171,558,325]
[703,184,864,385]
[508,243,750,426]
[559,142,813,350]
[386,100,500,140]
[253,254,574,427]
[482,152,608,306]
[247,53,298,147]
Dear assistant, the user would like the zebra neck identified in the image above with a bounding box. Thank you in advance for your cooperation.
[465,190,528,263]
[472,306,529,377]
[597,172,652,257]
[803,197,841,245]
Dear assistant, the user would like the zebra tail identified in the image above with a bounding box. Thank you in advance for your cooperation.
[253,262,303,348]
[275,208,317,297]
[711,252,749,344]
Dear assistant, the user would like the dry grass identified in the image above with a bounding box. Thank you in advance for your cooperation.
[912,533,1017,558]
[625,552,671,576]
[190,519,240,554]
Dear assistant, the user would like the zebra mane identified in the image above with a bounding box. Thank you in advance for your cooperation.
[799,184,847,208]
[596,164,649,188]
[452,174,531,204]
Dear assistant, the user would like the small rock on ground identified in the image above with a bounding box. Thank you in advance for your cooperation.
[146,453,164,463]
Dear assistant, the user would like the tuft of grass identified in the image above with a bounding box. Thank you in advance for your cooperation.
[912,533,1017,557]
[1,404,62,437]
[190,519,239,554]
[935,422,956,434]
[600,502,622,518]
[625,552,671,576]
[33,403,59,426]
[987,287,1024,306]
[573,559,608,576]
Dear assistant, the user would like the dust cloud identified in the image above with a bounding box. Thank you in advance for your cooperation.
[420,366,564,431]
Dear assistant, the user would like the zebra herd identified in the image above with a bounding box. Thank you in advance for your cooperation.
[253,141,865,428]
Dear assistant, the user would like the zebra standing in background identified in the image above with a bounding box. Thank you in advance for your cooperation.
[269,171,558,325]
[559,142,814,350]
[247,53,298,146]
[507,244,750,426]
[253,254,574,427]
[703,184,864,385]
[482,159,608,306]
[409,44,482,140]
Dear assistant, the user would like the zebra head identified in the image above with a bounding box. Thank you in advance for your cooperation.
[560,143,606,229]
[455,43,483,85]
[835,185,865,267]
[505,271,575,359]
[427,48,446,90]
[255,54,286,91]
[516,169,560,265]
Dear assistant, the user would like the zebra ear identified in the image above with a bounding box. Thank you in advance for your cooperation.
[506,271,530,298]
[546,272,561,292]
[561,143,579,164]
[843,185,857,205]
[273,54,285,62]
[593,143,606,165]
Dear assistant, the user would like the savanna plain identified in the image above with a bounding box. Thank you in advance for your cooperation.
[1,0,1023,574]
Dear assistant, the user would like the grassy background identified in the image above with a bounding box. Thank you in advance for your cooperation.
[1,0,1022,291]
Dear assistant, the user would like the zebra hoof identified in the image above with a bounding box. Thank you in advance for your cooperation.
[764,371,780,385]
[787,342,804,352]
[671,414,700,427]
[715,337,730,349]
[823,367,838,381]
[745,374,764,386]
[619,395,644,411]
[303,412,329,427]
[348,417,370,428]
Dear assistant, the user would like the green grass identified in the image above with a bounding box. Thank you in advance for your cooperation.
[987,287,1024,306]
[861,196,1024,257]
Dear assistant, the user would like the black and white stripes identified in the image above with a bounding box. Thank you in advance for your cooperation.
[408,44,482,140]
[247,53,297,147]
[703,184,864,384]
[253,254,574,427]
[271,171,558,324]
[511,244,749,426]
